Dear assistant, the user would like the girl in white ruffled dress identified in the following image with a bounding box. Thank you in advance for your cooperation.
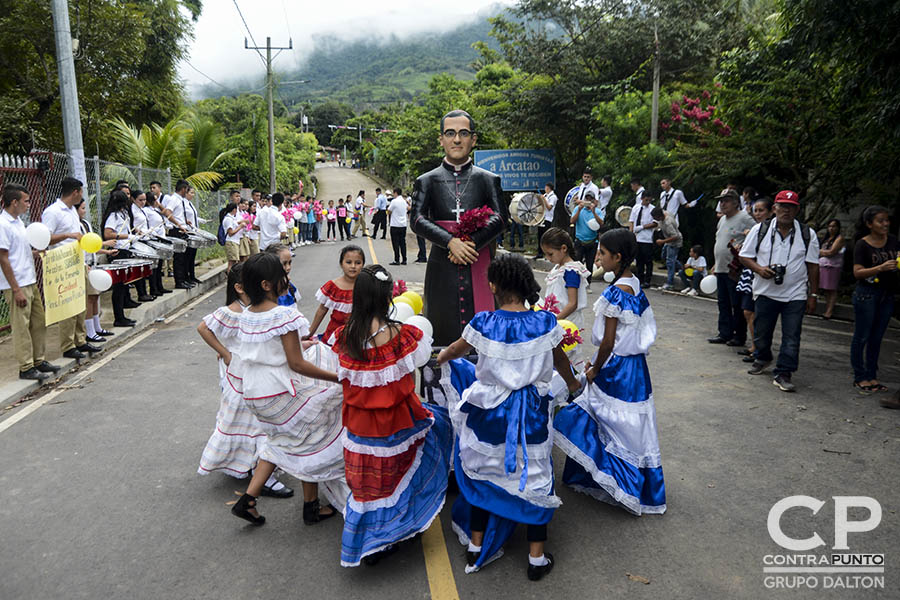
[540,227,591,330]
[553,229,667,516]
[226,253,350,526]
[196,264,293,497]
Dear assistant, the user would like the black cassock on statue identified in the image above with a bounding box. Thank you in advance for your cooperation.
[410,160,507,346]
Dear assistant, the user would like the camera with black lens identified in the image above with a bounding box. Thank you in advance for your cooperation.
[771,264,786,285]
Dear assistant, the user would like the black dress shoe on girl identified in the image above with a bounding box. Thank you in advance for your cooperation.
[261,482,294,498]
[34,361,61,373]
[97,329,115,336]
[363,544,398,566]
[231,493,265,526]
[303,499,337,525]
[86,335,106,343]
[527,553,554,581]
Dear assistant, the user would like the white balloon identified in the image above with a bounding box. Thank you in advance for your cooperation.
[587,218,601,231]
[603,270,615,283]
[404,315,433,339]
[700,274,718,295]
[25,222,51,250]
[88,268,113,292]
[390,301,415,323]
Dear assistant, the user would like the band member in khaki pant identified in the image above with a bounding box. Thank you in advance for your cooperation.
[42,177,101,359]
[0,184,59,381]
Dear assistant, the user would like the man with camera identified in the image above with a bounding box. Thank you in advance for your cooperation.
[739,190,820,392]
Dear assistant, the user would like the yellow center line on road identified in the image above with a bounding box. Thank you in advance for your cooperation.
[365,232,460,598]
[422,519,461,600]
[366,234,378,264]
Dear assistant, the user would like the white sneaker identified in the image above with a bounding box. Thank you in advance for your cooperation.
[680,288,691,294]
[687,289,698,296]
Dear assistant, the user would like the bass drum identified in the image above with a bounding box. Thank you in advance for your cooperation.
[615,205,632,226]
[563,186,581,216]
[508,192,545,226]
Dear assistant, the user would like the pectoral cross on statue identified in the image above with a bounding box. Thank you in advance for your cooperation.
[451,197,465,223]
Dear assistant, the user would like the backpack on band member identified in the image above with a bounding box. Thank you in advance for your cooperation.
[754,216,811,254]
[216,222,226,245]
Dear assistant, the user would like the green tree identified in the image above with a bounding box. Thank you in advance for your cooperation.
[0,0,197,154]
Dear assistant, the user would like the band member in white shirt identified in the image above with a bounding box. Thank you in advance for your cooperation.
[576,167,600,206]
[42,177,99,357]
[163,179,194,289]
[628,190,658,287]
[535,182,558,259]
[659,178,696,225]
[0,184,59,380]
[598,175,613,212]
[630,177,645,210]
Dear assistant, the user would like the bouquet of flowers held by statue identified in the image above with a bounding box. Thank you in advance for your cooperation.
[455,206,494,241]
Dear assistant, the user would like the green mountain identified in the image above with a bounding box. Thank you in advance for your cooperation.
[197,13,499,111]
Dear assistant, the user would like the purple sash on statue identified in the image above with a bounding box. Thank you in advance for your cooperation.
[436,221,494,314]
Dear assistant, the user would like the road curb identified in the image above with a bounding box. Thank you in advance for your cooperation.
[0,263,227,412]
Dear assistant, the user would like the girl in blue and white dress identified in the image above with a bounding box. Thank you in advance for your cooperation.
[438,253,581,582]
[554,229,666,515]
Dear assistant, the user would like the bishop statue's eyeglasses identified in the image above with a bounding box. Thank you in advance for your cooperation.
[442,129,474,139]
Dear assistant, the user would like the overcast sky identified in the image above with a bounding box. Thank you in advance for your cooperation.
[180,0,514,93]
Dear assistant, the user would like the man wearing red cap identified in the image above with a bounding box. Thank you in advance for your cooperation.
[739,190,819,392]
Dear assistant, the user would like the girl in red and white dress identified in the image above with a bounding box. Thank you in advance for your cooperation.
[226,253,349,526]
[306,244,365,344]
[332,265,452,566]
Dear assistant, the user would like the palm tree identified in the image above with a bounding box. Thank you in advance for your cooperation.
[106,114,236,191]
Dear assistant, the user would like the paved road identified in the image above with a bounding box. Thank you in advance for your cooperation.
[1,165,897,599]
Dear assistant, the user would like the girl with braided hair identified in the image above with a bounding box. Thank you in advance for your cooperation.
[438,253,581,581]
[553,228,667,515]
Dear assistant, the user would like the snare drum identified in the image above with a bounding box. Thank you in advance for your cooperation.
[144,239,174,259]
[112,259,154,283]
[98,264,131,285]
[129,240,162,260]
[153,235,186,253]
[184,233,206,248]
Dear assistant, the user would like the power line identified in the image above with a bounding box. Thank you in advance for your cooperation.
[184,60,228,89]
[232,0,266,66]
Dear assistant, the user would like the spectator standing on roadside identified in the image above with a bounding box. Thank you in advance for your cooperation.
[535,182,557,259]
[352,190,369,237]
[387,187,408,265]
[739,190,819,393]
[629,191,657,288]
[258,193,288,251]
[849,205,898,400]
[0,184,59,381]
[372,187,388,240]
[709,189,756,347]
[735,197,774,363]
[651,206,682,290]
[570,190,604,289]
[42,177,100,358]
[817,219,845,320]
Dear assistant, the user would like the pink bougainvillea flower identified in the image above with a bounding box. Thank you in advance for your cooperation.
[702,90,711,99]
[672,114,682,122]
[713,118,723,127]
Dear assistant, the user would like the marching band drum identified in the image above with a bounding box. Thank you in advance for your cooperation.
[508,192,545,226]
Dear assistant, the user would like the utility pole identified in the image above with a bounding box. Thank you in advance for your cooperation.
[245,36,292,193]
[650,19,661,144]
[50,0,88,191]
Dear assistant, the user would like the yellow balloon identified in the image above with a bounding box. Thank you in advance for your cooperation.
[322,209,328,216]
[684,267,694,277]
[345,217,352,223]
[394,296,415,310]
[293,226,299,235]
[557,319,580,353]
[399,291,423,314]
[79,232,102,253]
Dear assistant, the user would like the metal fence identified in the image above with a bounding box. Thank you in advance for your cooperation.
[0,150,185,333]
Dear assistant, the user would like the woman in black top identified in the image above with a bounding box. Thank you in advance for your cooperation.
[850,205,898,399]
